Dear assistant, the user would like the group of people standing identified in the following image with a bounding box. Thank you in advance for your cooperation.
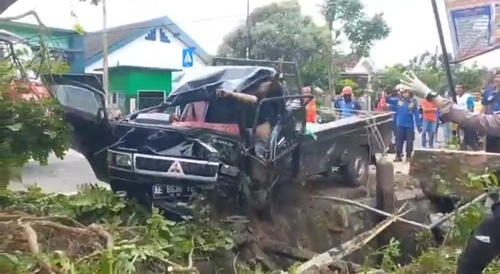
[374,81,490,161]
[314,75,500,158]
[304,85,363,123]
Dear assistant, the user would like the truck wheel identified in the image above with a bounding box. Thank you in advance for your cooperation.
[340,147,369,187]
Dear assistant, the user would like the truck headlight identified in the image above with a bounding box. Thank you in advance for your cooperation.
[108,152,133,169]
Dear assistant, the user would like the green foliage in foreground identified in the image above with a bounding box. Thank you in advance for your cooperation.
[0,47,70,193]
[1,183,499,274]
[0,185,234,274]
[361,171,500,274]
[368,201,500,274]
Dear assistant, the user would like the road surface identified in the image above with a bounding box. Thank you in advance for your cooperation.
[12,150,107,194]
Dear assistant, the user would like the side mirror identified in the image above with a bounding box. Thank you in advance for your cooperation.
[245,128,254,147]
[97,108,105,120]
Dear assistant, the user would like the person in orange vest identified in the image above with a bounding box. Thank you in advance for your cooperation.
[303,86,317,123]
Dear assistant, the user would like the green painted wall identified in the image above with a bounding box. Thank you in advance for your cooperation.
[0,22,70,49]
[108,67,173,113]
[108,67,172,96]
[109,70,130,92]
[128,69,172,96]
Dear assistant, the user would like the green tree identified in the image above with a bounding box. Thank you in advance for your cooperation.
[409,51,487,93]
[0,28,69,194]
[335,78,358,94]
[373,51,487,96]
[320,0,391,56]
[454,64,487,92]
[217,0,333,87]
[372,64,406,93]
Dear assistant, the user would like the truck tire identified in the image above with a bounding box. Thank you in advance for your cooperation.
[340,147,369,187]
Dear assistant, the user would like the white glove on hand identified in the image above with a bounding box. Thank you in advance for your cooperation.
[400,71,432,98]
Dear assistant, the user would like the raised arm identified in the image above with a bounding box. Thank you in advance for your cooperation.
[433,97,500,136]
[226,91,258,105]
[222,81,272,105]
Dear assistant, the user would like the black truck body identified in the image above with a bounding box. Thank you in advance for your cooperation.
[43,58,393,218]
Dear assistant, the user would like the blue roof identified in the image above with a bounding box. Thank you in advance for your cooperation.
[85,15,209,66]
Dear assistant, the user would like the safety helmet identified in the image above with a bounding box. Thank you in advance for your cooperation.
[342,86,353,95]
[394,84,406,91]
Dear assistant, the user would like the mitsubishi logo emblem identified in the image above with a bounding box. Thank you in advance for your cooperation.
[167,161,184,174]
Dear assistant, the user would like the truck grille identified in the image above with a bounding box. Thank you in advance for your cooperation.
[134,155,219,178]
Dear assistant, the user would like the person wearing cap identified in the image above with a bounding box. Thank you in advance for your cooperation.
[334,86,362,118]
[387,85,422,161]
[401,71,500,274]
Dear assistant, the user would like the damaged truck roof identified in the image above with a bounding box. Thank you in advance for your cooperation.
[168,66,277,102]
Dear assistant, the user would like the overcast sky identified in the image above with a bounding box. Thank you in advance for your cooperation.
[2,0,499,68]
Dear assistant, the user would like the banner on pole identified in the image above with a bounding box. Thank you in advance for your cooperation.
[444,0,500,62]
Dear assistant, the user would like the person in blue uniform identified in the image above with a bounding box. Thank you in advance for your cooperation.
[390,87,422,161]
[334,86,362,118]
[481,72,500,153]
[385,85,402,153]
[386,85,402,122]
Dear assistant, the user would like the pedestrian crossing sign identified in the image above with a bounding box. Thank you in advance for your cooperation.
[182,48,194,68]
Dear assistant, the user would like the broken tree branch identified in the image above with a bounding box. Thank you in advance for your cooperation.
[0,10,46,27]
[428,192,488,229]
[315,191,491,234]
[294,202,410,274]
[313,195,429,229]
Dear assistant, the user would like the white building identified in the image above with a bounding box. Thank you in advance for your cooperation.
[84,15,209,73]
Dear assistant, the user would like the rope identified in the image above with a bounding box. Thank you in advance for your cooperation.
[365,113,388,156]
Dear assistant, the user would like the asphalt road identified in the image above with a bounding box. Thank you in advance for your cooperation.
[14,128,446,195]
[415,127,447,149]
[12,150,107,194]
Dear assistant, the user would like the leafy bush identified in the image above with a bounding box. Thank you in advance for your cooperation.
[0,37,69,194]
[0,185,234,274]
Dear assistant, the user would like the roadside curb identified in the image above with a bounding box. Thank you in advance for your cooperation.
[28,149,85,162]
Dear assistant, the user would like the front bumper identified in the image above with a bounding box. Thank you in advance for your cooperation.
[107,150,239,191]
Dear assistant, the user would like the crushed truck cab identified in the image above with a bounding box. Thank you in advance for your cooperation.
[46,58,393,219]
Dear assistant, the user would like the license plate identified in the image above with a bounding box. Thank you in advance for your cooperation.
[152,184,193,199]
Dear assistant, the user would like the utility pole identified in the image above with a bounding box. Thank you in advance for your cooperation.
[245,0,250,59]
[431,0,455,102]
[102,0,109,103]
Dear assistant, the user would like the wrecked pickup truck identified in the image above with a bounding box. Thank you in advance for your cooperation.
[44,58,393,217]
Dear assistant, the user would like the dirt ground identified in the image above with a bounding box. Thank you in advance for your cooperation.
[247,153,424,267]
